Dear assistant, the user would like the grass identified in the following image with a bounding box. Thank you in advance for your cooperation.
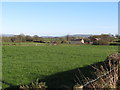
[2,45,118,88]
[2,42,46,46]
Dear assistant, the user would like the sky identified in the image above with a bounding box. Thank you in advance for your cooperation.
[2,2,118,36]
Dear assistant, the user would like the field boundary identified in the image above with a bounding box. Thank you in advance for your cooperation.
[74,53,120,89]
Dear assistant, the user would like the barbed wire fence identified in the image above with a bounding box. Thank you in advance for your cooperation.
[74,53,120,89]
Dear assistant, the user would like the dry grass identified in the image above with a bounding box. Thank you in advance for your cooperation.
[74,53,120,89]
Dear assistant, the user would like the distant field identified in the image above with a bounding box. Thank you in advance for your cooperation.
[2,45,118,88]
[2,42,46,46]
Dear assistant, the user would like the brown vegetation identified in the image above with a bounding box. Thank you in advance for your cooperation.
[74,53,120,89]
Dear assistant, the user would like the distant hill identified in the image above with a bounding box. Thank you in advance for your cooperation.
[1,34,14,37]
[41,34,93,38]
[71,34,93,37]
[1,34,93,38]
[41,36,54,38]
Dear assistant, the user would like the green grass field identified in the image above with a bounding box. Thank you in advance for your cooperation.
[2,45,118,88]
[2,42,46,46]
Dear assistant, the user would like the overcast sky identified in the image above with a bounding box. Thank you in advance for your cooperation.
[2,2,118,36]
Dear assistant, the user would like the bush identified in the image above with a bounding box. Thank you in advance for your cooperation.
[93,40,109,45]
[110,42,120,46]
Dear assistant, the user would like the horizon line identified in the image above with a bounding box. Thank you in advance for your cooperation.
[1,33,118,37]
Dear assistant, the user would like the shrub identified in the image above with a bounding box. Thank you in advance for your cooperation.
[110,42,120,46]
[93,40,109,45]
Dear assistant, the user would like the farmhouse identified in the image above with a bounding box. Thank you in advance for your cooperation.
[70,39,85,44]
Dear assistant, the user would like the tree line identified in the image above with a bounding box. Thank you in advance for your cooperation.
[2,34,81,43]
[2,34,43,42]
[2,34,119,45]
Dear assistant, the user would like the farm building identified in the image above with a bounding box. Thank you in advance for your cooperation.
[70,39,85,44]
